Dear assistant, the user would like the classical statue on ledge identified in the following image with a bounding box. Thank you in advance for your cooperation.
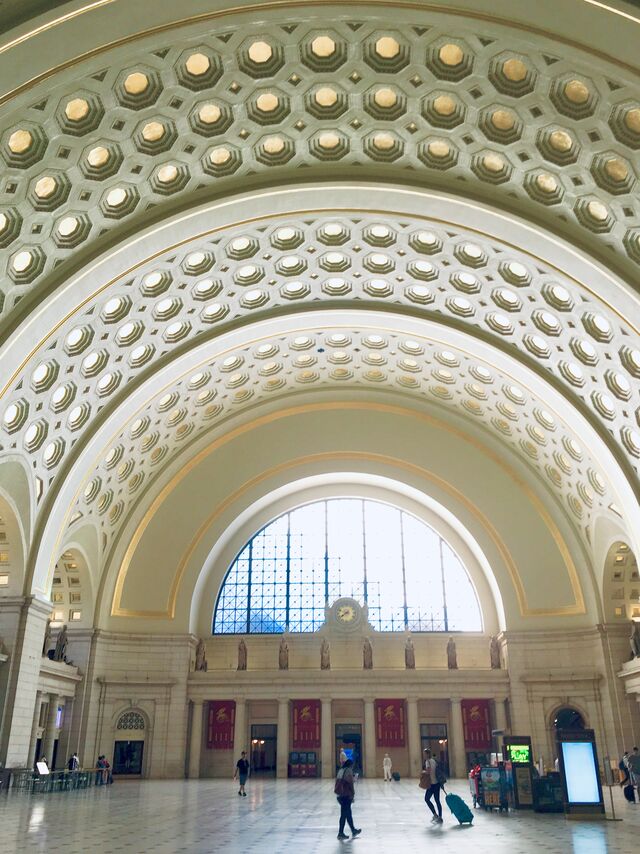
[53,624,68,663]
[279,636,289,670]
[237,638,247,671]
[194,638,208,672]
[363,637,373,670]
[490,635,501,670]
[447,637,458,670]
[320,637,330,671]
[630,621,640,659]
[404,635,415,670]
[42,619,53,657]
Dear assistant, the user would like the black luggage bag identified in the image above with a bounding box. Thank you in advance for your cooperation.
[623,784,636,803]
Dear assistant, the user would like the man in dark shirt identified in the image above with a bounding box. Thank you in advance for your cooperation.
[234,751,250,796]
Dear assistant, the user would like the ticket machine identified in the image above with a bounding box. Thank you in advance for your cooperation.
[503,736,535,808]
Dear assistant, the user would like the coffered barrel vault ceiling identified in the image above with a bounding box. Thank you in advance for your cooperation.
[0,0,638,622]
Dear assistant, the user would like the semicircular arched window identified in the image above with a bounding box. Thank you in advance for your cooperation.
[213,498,483,634]
[116,711,145,730]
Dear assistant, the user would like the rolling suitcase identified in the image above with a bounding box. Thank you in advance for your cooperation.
[623,784,636,803]
[445,791,474,825]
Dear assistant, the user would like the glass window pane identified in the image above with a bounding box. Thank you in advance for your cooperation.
[327,499,365,601]
[442,542,483,631]
[213,498,483,635]
[364,503,404,626]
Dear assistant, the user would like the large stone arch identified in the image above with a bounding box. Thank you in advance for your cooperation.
[0,459,32,594]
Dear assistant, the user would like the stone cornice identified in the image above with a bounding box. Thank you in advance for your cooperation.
[186,667,509,701]
[520,669,603,684]
[96,676,178,687]
[39,658,81,682]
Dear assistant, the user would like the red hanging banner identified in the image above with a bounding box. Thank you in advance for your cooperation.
[292,700,321,749]
[206,700,236,750]
[461,699,492,750]
[375,699,406,747]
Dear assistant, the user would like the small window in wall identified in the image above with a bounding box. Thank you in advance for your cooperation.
[52,610,64,622]
[0,573,8,586]
[614,607,624,617]
[0,551,8,563]
[117,711,145,730]
[69,593,82,604]
[69,610,81,621]
[52,592,64,603]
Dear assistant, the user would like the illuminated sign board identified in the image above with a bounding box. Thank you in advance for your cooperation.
[560,741,600,804]
[508,744,531,764]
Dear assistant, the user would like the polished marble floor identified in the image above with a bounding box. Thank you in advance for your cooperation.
[0,777,637,854]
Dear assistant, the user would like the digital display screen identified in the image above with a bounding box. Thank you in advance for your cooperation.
[561,741,600,804]
[508,744,531,764]
[342,748,354,761]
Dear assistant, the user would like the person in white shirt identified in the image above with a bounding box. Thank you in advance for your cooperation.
[383,753,392,781]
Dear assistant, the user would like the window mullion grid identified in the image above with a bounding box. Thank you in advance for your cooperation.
[246,538,253,634]
[361,499,368,604]
[439,537,448,633]
[399,509,408,630]
[285,512,291,632]
[324,500,329,605]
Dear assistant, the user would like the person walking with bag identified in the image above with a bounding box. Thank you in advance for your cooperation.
[422,748,444,823]
[335,758,362,841]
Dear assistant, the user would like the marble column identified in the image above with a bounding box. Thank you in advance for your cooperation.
[406,698,421,778]
[321,699,333,778]
[277,699,289,779]
[493,698,508,760]
[234,698,246,754]
[494,697,508,733]
[364,698,376,778]
[26,690,43,769]
[0,596,51,767]
[188,700,203,779]
[41,693,59,768]
[449,698,467,778]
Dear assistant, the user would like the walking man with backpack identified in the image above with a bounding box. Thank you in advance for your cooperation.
[334,758,362,841]
[423,748,446,823]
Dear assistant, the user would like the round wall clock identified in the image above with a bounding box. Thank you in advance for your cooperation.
[330,597,363,630]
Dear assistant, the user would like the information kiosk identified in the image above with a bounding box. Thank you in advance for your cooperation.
[503,736,535,808]
[556,728,605,818]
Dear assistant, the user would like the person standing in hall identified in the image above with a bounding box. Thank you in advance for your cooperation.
[334,758,362,841]
[627,746,640,790]
[234,750,250,796]
[383,753,393,781]
[423,748,443,823]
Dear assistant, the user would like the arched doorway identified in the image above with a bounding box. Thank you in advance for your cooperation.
[113,710,146,776]
[553,707,586,731]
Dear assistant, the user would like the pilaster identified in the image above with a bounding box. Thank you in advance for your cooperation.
[188,700,203,779]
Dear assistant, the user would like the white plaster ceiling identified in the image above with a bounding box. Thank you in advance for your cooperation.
[0,1,638,609]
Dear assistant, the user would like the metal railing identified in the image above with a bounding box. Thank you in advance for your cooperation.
[8,768,112,794]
